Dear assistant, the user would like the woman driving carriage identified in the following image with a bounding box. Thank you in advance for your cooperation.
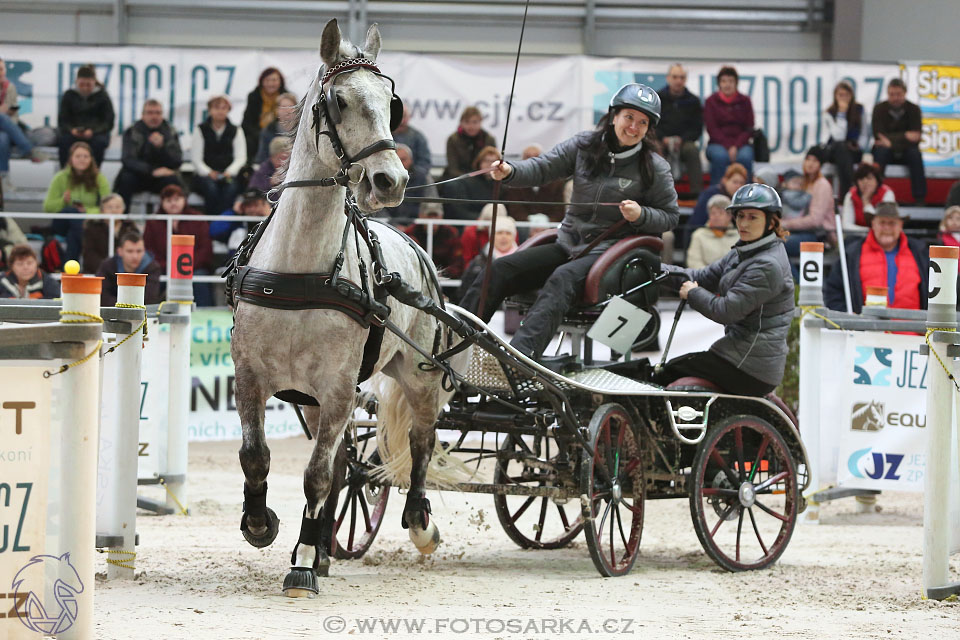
[655,183,794,396]
[460,83,680,361]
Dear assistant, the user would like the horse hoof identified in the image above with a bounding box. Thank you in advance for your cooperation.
[241,507,280,548]
[409,520,440,555]
[283,567,319,598]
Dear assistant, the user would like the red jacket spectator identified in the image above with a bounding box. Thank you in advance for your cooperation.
[704,91,754,150]
[404,213,463,279]
[143,184,213,272]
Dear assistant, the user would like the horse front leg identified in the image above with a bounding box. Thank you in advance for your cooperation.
[402,393,442,555]
[236,369,279,548]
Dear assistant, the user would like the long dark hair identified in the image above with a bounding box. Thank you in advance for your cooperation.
[577,112,657,187]
[257,67,286,93]
[826,81,862,133]
[67,141,100,192]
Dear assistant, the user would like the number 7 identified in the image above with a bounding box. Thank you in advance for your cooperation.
[608,315,628,338]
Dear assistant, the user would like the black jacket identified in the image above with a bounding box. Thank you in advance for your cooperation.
[241,85,287,164]
[120,119,182,176]
[824,234,929,314]
[656,87,703,143]
[58,87,115,135]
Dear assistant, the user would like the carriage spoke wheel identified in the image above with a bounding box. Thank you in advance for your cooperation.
[579,403,644,577]
[494,434,583,549]
[689,415,798,572]
[330,431,389,560]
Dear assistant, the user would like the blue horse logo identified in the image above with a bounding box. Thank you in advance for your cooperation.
[11,552,85,634]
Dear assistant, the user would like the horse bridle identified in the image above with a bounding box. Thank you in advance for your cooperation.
[266,57,404,204]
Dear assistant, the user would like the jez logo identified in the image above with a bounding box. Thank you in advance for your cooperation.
[10,553,84,634]
[853,347,893,386]
[847,447,903,480]
[851,401,885,431]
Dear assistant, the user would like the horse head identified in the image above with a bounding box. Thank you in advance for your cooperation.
[299,18,407,213]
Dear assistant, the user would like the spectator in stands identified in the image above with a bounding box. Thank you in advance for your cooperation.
[254,92,297,164]
[781,147,835,266]
[824,202,928,313]
[191,95,246,216]
[443,106,495,179]
[210,189,268,251]
[704,66,754,185]
[0,57,47,193]
[143,184,213,305]
[96,230,163,306]
[405,202,463,278]
[686,194,738,269]
[823,81,868,197]
[458,214,518,301]
[779,169,811,220]
[938,205,960,248]
[114,99,182,208]
[444,145,501,220]
[461,203,499,266]
[657,63,704,198]
[43,141,111,263]
[840,163,896,233]
[872,78,926,204]
[242,67,287,164]
[82,193,130,274]
[0,217,28,263]
[502,144,566,221]
[392,105,432,175]
[685,162,747,246]
[0,244,59,299]
[384,143,436,221]
[526,213,553,240]
[249,136,291,193]
[57,64,114,168]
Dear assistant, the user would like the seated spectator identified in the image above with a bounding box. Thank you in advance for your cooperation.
[938,206,960,248]
[242,67,287,163]
[840,163,896,233]
[113,99,183,208]
[392,105,432,175]
[502,144,566,221]
[57,64,114,168]
[458,215,519,301]
[81,193,132,274]
[779,169,811,219]
[443,106,495,179]
[443,146,501,220]
[823,81,868,197]
[460,203,499,266]
[254,92,297,164]
[209,189,269,253]
[405,202,463,278]
[685,194,738,269]
[824,202,928,313]
[782,147,836,269]
[383,143,437,221]
[0,216,28,264]
[872,78,926,203]
[143,184,213,306]
[684,163,747,246]
[249,136,291,193]
[0,244,59,299]
[43,141,110,262]
[704,66,754,185]
[191,95,246,215]
[525,213,553,240]
[96,230,163,306]
[657,64,704,198]
[0,57,47,193]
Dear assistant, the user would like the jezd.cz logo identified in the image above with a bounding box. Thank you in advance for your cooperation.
[853,347,893,386]
[851,401,884,431]
[847,448,904,481]
[9,553,84,634]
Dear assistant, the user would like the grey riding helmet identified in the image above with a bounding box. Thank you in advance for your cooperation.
[727,183,783,217]
[609,83,661,126]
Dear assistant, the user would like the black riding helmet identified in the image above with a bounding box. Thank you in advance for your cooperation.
[727,183,782,236]
[609,83,661,127]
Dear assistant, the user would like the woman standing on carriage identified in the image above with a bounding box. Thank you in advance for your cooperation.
[460,83,680,361]
[655,183,794,397]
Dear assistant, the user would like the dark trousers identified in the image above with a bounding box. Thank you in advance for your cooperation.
[654,350,776,397]
[193,175,240,216]
[872,144,927,202]
[114,169,182,211]
[669,140,703,197]
[52,206,85,262]
[459,243,600,359]
[823,140,862,196]
[58,132,110,168]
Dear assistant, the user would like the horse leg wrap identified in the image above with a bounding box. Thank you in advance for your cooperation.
[401,495,432,530]
[240,482,268,530]
[290,511,330,576]
[240,483,280,548]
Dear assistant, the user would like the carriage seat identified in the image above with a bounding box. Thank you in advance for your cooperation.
[665,377,799,429]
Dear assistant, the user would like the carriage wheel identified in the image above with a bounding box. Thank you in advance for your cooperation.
[689,415,798,572]
[330,436,389,560]
[579,403,645,577]
[493,434,583,549]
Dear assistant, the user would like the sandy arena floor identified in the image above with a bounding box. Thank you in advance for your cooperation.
[93,434,959,640]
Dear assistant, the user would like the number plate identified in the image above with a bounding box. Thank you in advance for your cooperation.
[587,297,652,354]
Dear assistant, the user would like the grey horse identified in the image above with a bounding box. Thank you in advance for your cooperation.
[231,18,461,597]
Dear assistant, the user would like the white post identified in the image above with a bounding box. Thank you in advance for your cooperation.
[107,273,146,579]
[834,214,854,313]
[798,241,824,524]
[165,235,194,514]
[923,245,959,600]
[59,274,104,640]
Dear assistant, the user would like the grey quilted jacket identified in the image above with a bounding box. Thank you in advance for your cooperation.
[665,233,795,386]
[504,132,679,254]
